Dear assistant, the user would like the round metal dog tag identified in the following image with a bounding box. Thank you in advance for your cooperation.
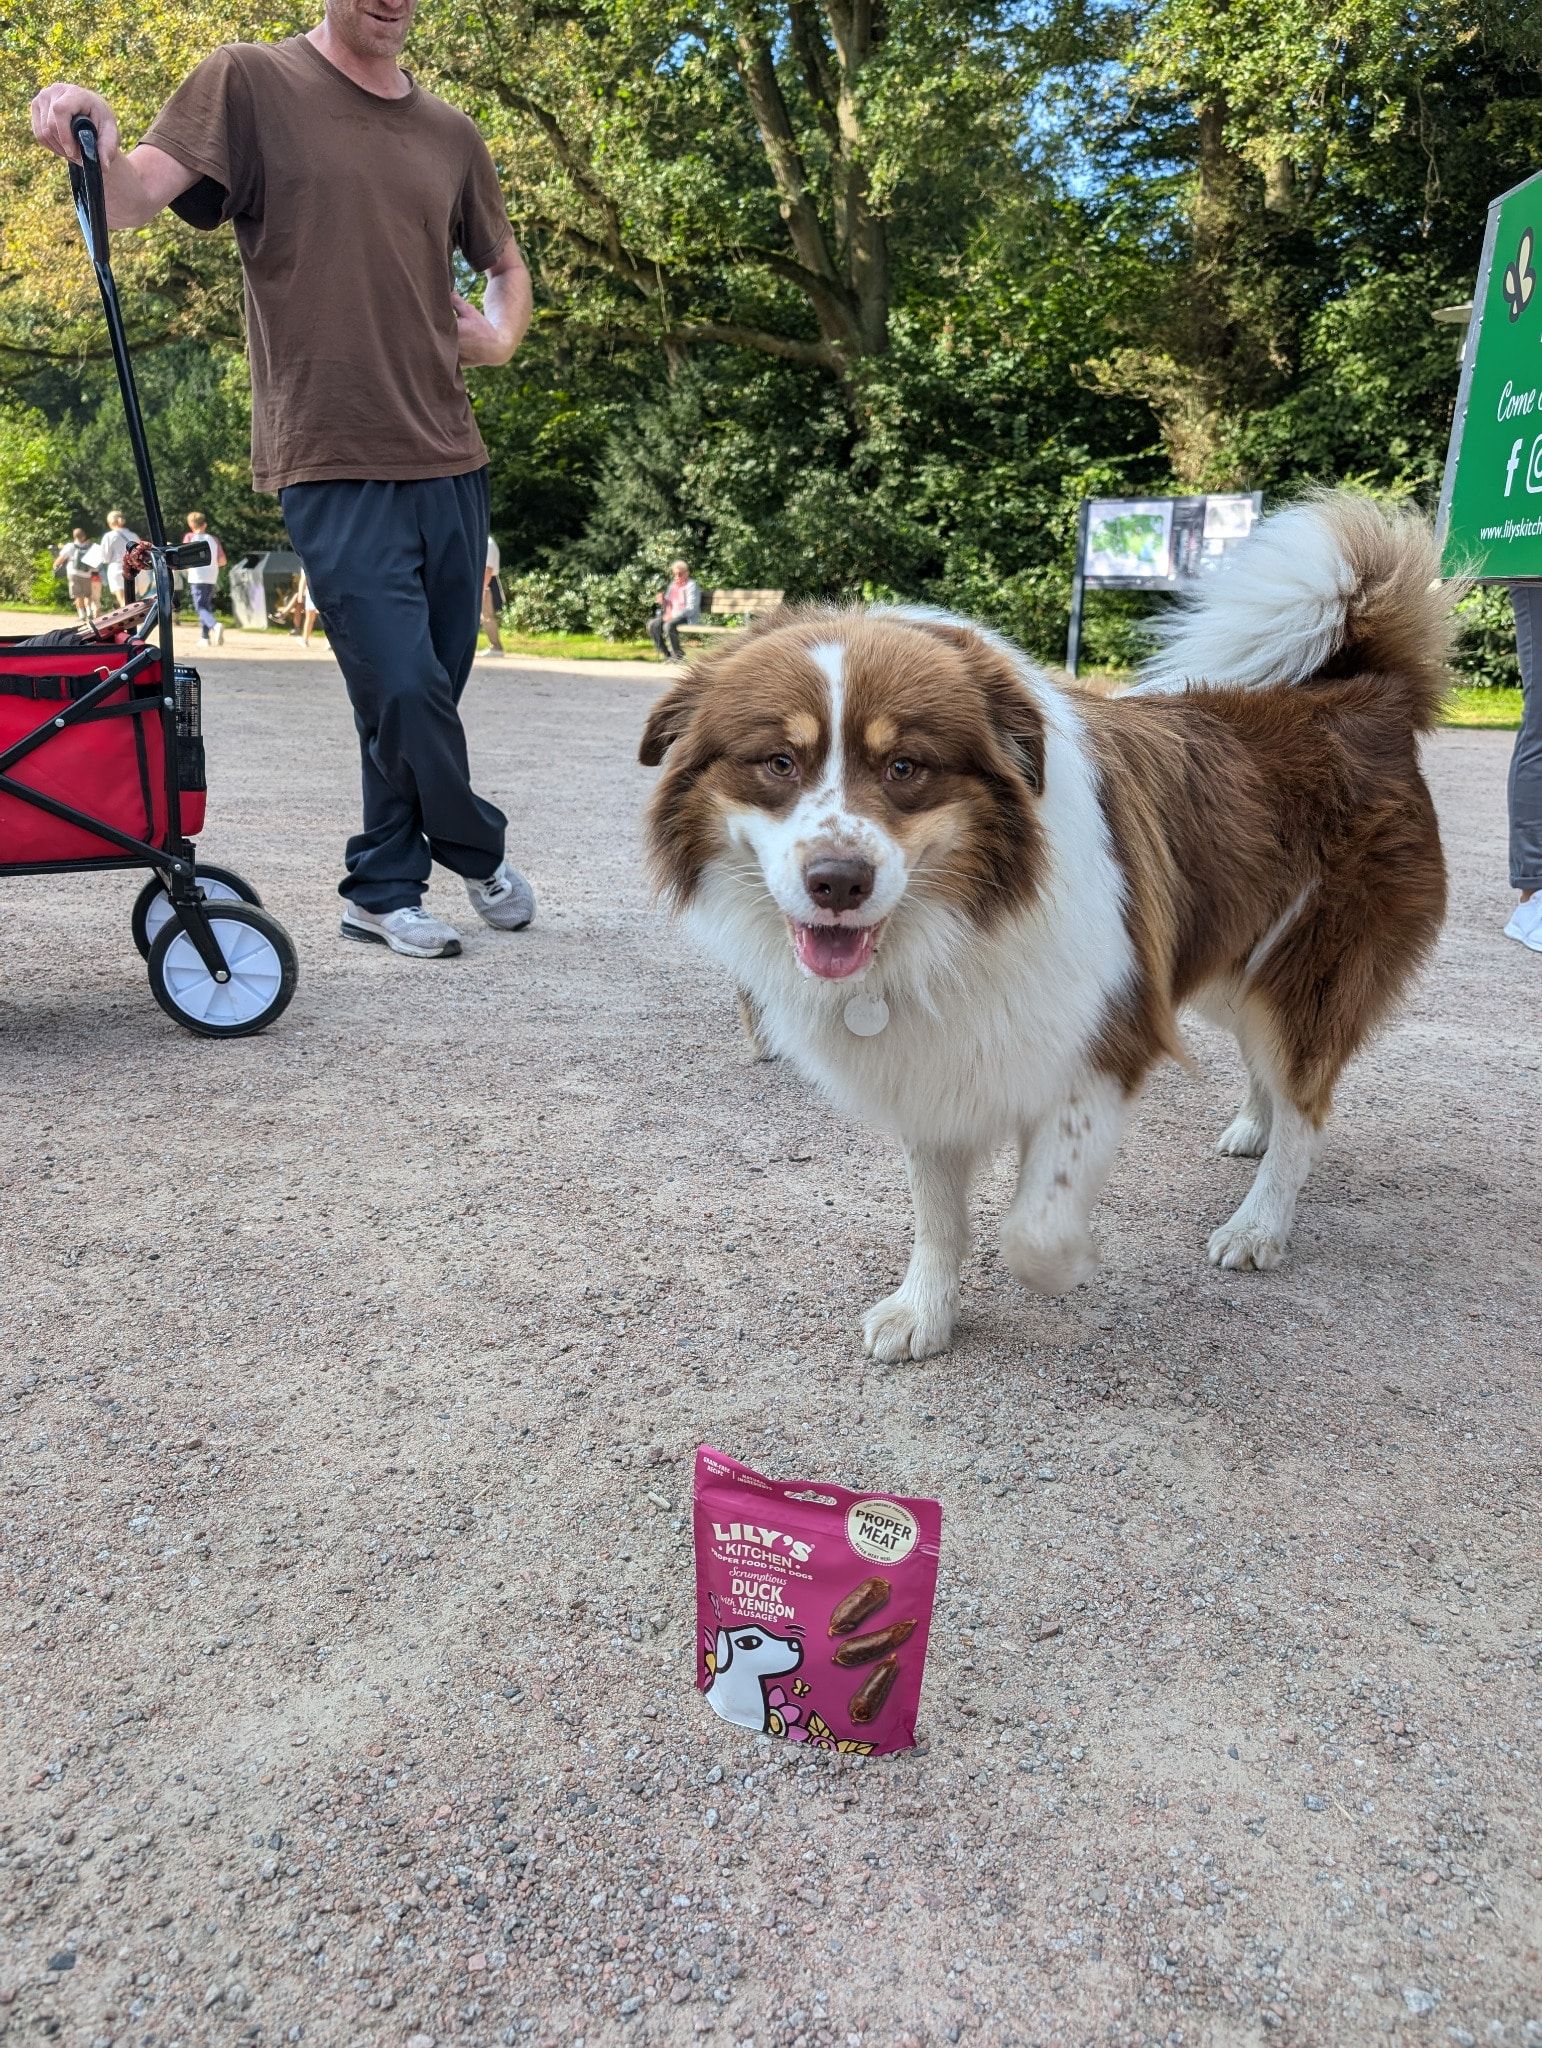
[843,993,890,1037]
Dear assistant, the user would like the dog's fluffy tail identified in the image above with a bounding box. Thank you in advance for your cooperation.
[1131,492,1459,730]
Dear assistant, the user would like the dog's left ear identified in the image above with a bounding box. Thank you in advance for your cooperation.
[639,675,702,766]
[713,1627,733,1674]
[907,617,1046,793]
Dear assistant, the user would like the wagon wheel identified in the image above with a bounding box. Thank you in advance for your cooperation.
[131,863,262,960]
[147,902,298,1038]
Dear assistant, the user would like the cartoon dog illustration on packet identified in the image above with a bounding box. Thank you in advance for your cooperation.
[704,1623,803,1732]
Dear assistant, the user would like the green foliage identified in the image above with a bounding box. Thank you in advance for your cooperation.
[56,345,283,549]
[1451,586,1522,693]
[0,406,74,598]
[502,561,660,637]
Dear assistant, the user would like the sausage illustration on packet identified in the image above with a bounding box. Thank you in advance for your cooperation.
[693,1446,943,1757]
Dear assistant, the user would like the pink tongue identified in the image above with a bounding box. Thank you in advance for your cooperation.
[794,923,876,980]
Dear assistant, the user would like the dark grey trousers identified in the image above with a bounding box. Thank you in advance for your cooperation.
[281,470,506,914]
[1511,585,1542,891]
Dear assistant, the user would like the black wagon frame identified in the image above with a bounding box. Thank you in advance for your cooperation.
[0,118,297,1026]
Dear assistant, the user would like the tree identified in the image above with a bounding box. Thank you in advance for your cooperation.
[1059,0,1542,488]
[0,0,274,367]
[422,0,1037,384]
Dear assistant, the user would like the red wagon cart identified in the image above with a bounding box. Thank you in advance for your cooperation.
[0,118,297,1037]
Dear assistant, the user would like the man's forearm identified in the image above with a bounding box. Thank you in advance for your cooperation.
[482,255,533,363]
[104,144,200,230]
[104,154,164,230]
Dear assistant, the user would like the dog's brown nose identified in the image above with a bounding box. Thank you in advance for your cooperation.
[805,856,875,915]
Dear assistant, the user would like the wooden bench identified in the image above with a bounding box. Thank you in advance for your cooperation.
[676,588,784,639]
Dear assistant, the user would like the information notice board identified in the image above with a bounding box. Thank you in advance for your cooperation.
[1438,166,1542,583]
[1066,493,1262,674]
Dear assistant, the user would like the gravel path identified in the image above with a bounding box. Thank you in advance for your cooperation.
[2,633,1538,2048]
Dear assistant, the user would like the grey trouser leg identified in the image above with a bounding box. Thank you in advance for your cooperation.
[281,471,507,914]
[1511,585,1542,891]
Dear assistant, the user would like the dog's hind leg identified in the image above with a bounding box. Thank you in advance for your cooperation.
[1206,999,1321,1271]
[1208,816,1444,1271]
[1192,980,1273,1157]
[1000,1075,1129,1296]
[863,1142,981,1363]
[1217,1059,1274,1158]
[1207,1082,1318,1269]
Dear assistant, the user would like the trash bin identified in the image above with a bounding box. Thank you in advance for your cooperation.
[229,549,302,631]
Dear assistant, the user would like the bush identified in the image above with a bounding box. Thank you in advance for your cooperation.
[582,564,661,639]
[0,408,74,602]
[1451,585,1520,691]
[500,567,588,635]
[500,561,659,640]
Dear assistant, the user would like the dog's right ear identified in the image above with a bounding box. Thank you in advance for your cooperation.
[713,1627,733,1675]
[639,675,703,766]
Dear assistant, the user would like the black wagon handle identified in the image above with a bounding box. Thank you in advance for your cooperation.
[68,116,110,265]
[65,115,167,548]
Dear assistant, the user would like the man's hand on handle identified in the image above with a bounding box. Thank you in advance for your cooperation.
[30,83,120,165]
[29,82,196,230]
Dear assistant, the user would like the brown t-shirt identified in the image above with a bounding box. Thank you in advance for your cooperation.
[144,36,513,492]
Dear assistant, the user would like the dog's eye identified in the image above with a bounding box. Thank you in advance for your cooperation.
[764,754,798,779]
[886,758,920,782]
[736,1634,762,1650]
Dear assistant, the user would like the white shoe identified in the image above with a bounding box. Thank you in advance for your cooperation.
[465,859,534,930]
[478,647,505,659]
[1503,896,1542,952]
[340,904,462,958]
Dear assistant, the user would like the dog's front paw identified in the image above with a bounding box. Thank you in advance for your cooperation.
[862,1287,956,1363]
[1207,1215,1288,1271]
[1216,1112,1269,1158]
[1000,1220,1099,1296]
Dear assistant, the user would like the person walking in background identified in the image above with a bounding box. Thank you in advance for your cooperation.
[480,531,505,658]
[648,558,700,661]
[33,0,536,963]
[182,510,226,645]
[99,509,140,605]
[53,527,97,623]
[1504,585,1542,954]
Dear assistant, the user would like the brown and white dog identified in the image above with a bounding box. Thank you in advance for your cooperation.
[639,495,1454,1361]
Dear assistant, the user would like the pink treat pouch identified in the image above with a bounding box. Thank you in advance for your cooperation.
[693,1445,943,1757]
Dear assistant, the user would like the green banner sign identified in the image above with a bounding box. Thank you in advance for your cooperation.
[1438,167,1542,581]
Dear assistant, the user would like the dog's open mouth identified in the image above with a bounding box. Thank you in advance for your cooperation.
[791,919,883,981]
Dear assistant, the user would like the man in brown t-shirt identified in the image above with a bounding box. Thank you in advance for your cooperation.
[32,0,538,960]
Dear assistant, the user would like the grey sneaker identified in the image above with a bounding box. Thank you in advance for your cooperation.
[341,904,462,958]
[465,859,535,931]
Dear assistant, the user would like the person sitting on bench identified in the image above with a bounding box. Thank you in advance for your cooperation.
[648,559,700,661]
